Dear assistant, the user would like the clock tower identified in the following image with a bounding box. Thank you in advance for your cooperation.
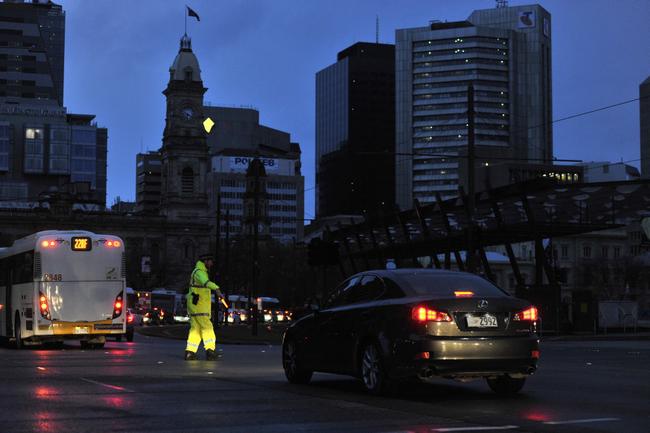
[160,34,210,220]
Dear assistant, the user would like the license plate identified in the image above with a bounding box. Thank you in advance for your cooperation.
[74,326,89,334]
[467,314,498,328]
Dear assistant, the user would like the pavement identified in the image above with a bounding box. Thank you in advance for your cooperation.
[137,323,285,344]
[138,323,650,345]
[0,334,648,432]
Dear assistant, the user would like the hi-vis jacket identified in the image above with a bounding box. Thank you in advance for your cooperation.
[187,260,223,316]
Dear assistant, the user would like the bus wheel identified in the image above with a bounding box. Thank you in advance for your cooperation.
[14,316,24,350]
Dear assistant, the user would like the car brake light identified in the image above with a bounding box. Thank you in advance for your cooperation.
[112,293,124,319]
[127,312,134,323]
[513,306,538,321]
[411,306,452,322]
[39,292,51,320]
[454,291,474,297]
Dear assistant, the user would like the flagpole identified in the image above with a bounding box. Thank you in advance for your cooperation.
[184,6,187,35]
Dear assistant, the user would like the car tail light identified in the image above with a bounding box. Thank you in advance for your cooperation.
[513,306,538,321]
[39,292,51,320]
[127,311,134,323]
[531,350,540,359]
[454,290,474,297]
[411,306,452,322]
[112,293,124,319]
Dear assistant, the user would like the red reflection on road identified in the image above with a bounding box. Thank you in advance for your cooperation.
[101,395,133,409]
[34,411,60,433]
[522,410,553,422]
[35,386,58,399]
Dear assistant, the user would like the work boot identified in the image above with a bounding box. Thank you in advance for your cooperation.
[206,349,219,361]
[184,350,198,361]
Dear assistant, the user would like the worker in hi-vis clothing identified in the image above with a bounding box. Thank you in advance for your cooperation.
[185,253,224,361]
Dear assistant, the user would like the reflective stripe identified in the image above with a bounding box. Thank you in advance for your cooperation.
[203,339,215,344]
[190,313,210,317]
[186,342,199,348]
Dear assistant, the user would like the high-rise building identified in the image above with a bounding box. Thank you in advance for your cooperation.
[206,106,304,242]
[641,76,650,177]
[0,0,65,105]
[395,4,552,208]
[316,42,395,217]
[0,0,106,208]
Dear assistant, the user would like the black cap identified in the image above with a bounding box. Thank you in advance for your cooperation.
[199,253,214,261]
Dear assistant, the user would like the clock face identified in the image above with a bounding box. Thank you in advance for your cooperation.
[181,107,194,120]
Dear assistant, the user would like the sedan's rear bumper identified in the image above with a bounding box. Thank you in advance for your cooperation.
[390,335,539,379]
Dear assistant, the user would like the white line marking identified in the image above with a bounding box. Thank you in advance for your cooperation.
[432,426,519,432]
[80,377,134,393]
[543,418,620,425]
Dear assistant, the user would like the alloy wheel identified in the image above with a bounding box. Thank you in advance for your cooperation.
[361,345,381,391]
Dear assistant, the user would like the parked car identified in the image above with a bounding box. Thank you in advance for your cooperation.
[282,269,540,395]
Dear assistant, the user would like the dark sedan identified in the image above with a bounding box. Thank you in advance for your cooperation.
[282,269,540,395]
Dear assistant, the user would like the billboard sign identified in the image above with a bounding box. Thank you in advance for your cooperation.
[229,157,279,173]
[518,11,536,28]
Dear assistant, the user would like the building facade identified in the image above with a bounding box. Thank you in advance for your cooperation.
[395,4,552,208]
[580,161,640,183]
[316,42,395,217]
[0,0,106,208]
[641,76,650,177]
[205,106,304,242]
[135,151,161,213]
[0,101,107,208]
[0,0,65,105]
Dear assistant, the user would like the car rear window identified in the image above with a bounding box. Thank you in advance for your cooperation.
[396,273,509,297]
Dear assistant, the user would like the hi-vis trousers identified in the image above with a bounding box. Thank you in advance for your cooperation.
[185,313,216,353]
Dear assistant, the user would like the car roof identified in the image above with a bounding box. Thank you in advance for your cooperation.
[353,268,474,279]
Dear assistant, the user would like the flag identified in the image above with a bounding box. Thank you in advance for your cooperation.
[187,6,200,22]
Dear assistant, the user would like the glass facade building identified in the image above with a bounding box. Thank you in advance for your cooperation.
[316,42,395,217]
[396,5,552,208]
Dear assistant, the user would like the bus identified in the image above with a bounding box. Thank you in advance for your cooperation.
[0,230,126,349]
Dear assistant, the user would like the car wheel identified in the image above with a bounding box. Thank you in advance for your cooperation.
[282,338,312,384]
[14,316,24,350]
[486,375,526,395]
[126,330,134,342]
[360,343,388,395]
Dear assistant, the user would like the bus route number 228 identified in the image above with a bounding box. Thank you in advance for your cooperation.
[43,273,62,282]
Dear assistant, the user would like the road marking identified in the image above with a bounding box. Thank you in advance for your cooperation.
[431,426,519,432]
[80,377,134,393]
[543,418,620,425]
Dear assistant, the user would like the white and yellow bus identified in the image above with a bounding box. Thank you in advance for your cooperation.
[0,230,126,349]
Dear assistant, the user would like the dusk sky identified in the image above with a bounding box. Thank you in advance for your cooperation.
[57,0,650,220]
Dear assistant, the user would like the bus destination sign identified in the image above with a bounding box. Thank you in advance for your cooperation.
[72,237,92,251]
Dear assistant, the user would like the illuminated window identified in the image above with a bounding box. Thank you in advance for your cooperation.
[25,127,43,140]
